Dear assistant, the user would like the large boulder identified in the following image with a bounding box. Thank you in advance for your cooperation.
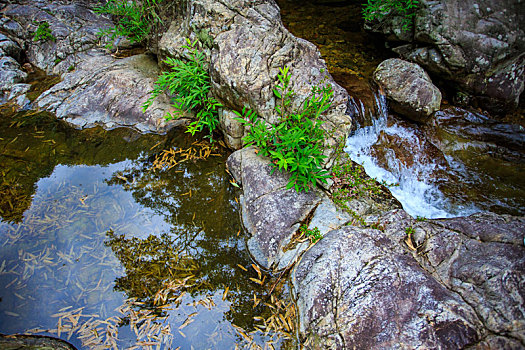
[379,210,525,345]
[158,0,354,161]
[373,58,442,123]
[366,0,525,114]
[1,1,181,133]
[1,0,114,75]
[226,147,351,271]
[292,208,525,348]
[292,224,485,349]
[36,52,184,133]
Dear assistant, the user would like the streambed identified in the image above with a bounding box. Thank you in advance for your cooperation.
[278,0,525,218]
[0,104,296,349]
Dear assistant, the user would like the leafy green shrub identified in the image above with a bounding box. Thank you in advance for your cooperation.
[94,0,163,47]
[300,224,322,243]
[143,39,222,141]
[33,21,55,42]
[362,0,419,31]
[235,66,332,192]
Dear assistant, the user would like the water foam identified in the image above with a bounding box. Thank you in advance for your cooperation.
[345,94,478,219]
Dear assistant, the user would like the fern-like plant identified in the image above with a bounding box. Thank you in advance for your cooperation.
[235,66,332,193]
[362,0,419,31]
[143,39,222,141]
[94,0,163,47]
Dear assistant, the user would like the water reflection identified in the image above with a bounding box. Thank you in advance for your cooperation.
[0,107,294,349]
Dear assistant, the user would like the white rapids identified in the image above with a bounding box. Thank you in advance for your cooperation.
[344,93,478,219]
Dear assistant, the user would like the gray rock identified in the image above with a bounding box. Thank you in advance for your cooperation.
[366,0,525,114]
[0,56,26,90]
[158,0,353,162]
[218,108,244,149]
[2,1,115,75]
[227,147,323,270]
[0,54,27,103]
[36,52,185,133]
[292,225,485,349]
[373,58,442,123]
[378,210,525,346]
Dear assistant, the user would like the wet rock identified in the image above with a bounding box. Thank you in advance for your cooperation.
[227,147,324,270]
[366,0,525,114]
[292,225,485,349]
[373,58,442,123]
[0,334,77,350]
[36,52,184,133]
[158,0,353,161]
[431,107,525,152]
[378,209,525,346]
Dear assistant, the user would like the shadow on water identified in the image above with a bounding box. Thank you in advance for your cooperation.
[0,105,297,349]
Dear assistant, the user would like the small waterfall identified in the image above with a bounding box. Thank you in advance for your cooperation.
[345,93,478,219]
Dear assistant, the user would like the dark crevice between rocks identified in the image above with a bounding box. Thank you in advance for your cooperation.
[282,200,321,253]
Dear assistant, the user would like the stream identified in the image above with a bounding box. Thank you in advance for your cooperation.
[278,0,525,218]
[0,102,296,349]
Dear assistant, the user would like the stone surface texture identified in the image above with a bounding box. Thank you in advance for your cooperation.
[366,0,525,114]
[373,58,442,123]
[292,225,485,349]
[158,0,354,163]
[1,0,179,132]
[227,147,324,270]
[36,52,184,133]
[0,33,27,104]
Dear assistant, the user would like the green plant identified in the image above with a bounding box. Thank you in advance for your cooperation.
[94,0,163,47]
[362,0,419,31]
[235,66,332,192]
[143,39,221,141]
[300,224,322,243]
[405,226,415,237]
[331,147,396,212]
[33,21,55,42]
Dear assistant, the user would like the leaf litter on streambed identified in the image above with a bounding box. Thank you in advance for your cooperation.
[0,138,303,349]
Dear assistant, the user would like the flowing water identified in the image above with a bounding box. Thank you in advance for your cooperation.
[279,0,525,218]
[0,104,296,349]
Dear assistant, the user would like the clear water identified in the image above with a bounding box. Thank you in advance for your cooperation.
[0,106,295,349]
[345,94,525,218]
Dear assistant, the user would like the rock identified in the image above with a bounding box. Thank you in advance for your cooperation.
[158,0,353,161]
[431,107,525,152]
[0,334,77,350]
[2,0,115,75]
[378,210,525,346]
[0,56,26,90]
[36,52,185,133]
[0,33,23,60]
[373,58,442,123]
[292,225,485,349]
[0,51,27,104]
[227,147,323,270]
[366,0,525,114]
[218,108,244,149]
